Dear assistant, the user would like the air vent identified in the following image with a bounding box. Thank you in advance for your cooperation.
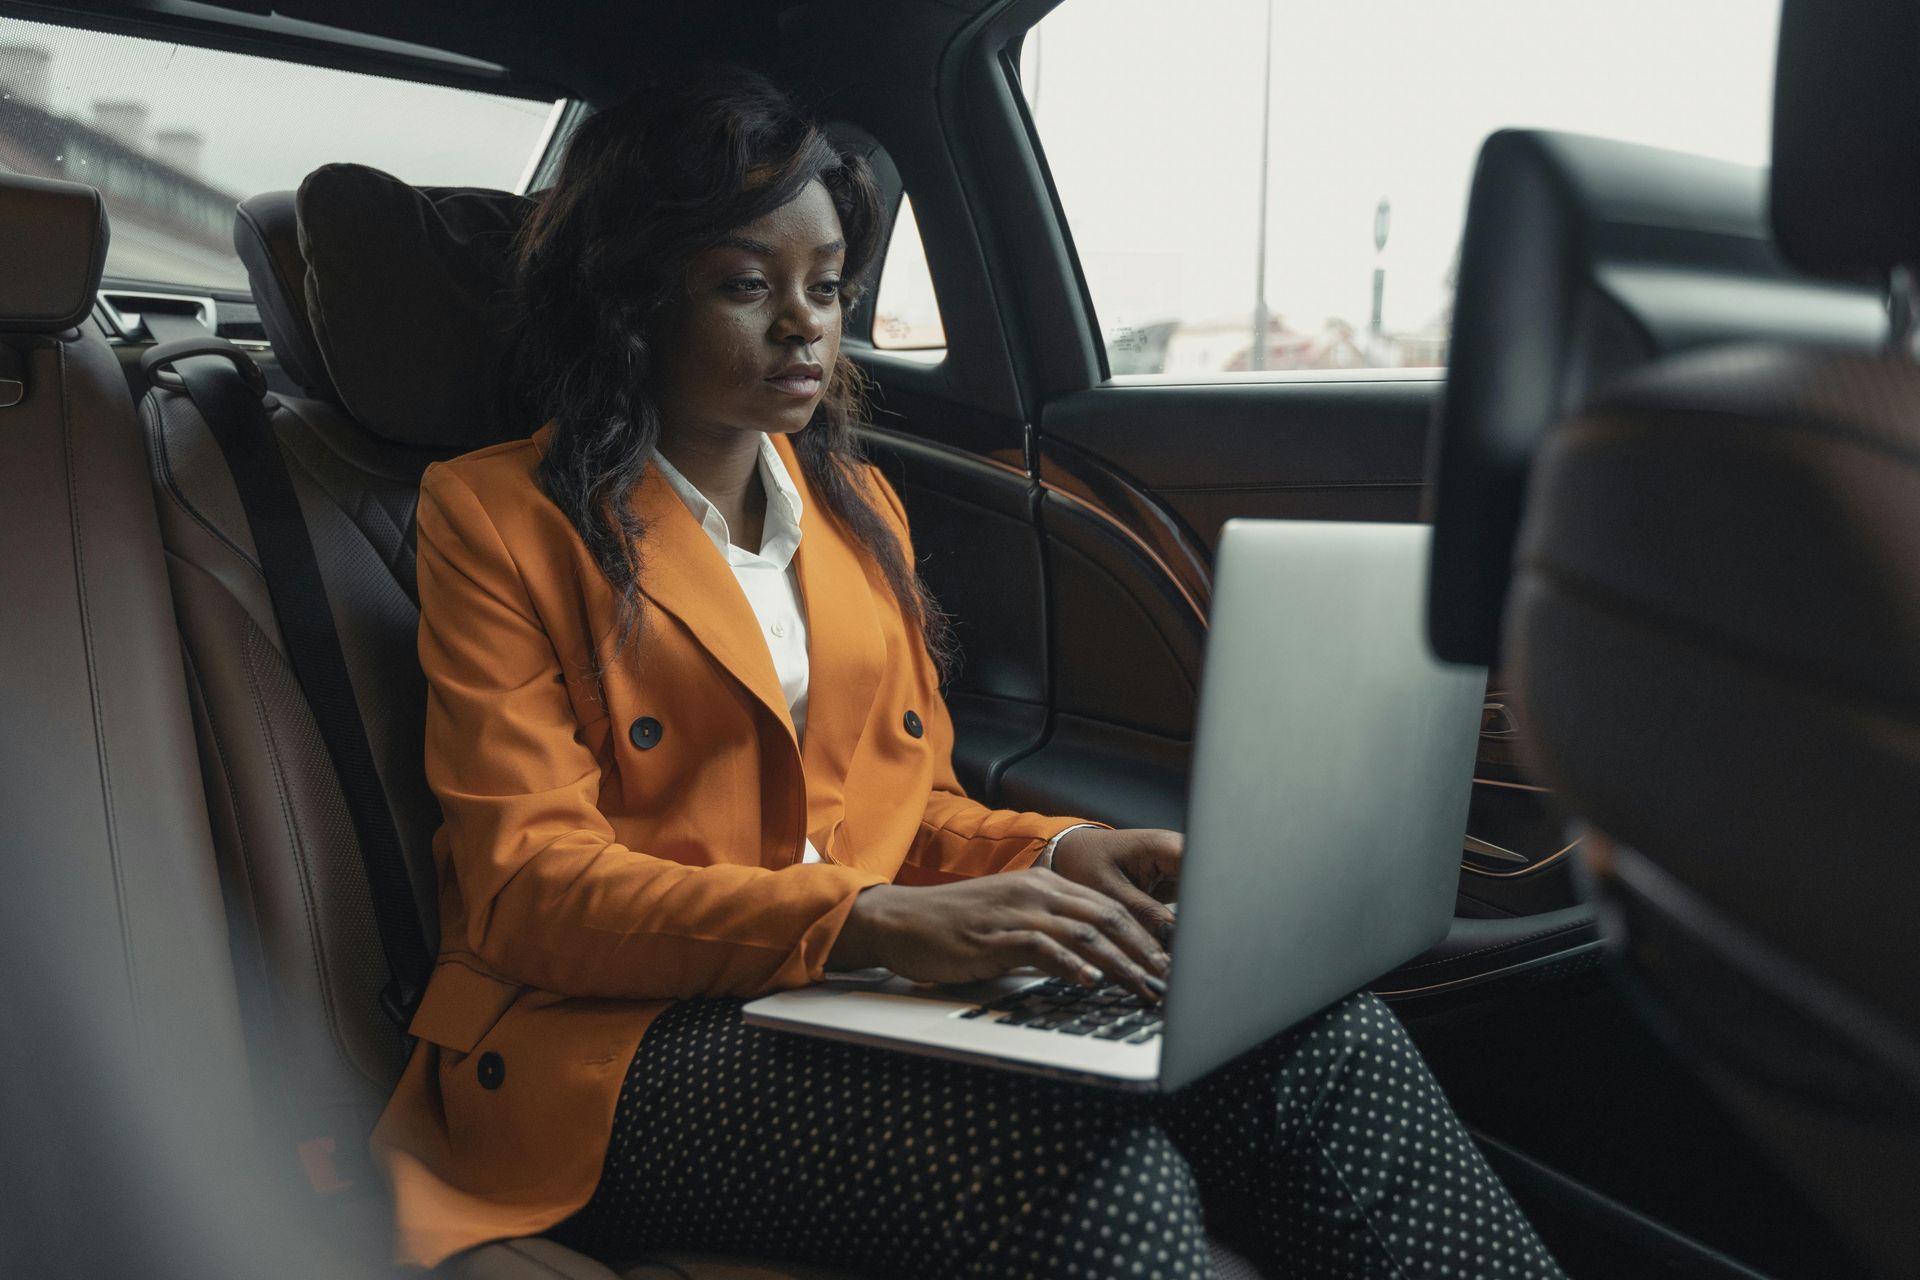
[98,290,218,341]
[96,290,271,349]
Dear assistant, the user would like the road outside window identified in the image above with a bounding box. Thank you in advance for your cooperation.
[0,16,559,292]
[1020,0,1781,377]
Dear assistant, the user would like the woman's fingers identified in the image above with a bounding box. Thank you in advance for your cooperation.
[1033,912,1157,997]
[1147,837,1183,894]
[1008,929,1106,987]
[1106,875,1178,948]
[1043,873,1169,976]
[1020,878,1167,1000]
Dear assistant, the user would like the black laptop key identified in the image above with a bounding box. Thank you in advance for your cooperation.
[956,979,1165,1042]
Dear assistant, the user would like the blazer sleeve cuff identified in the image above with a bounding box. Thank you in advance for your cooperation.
[781,865,894,988]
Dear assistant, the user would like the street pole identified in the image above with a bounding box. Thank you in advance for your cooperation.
[1027,24,1042,117]
[1371,196,1391,340]
[1250,0,1273,372]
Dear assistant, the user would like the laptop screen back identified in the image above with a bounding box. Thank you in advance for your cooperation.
[1160,520,1488,1091]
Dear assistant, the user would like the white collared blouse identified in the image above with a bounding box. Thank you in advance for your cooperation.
[648,434,1093,869]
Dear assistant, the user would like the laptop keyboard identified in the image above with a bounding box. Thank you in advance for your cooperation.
[956,978,1165,1043]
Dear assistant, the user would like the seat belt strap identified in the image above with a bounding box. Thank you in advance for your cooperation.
[141,334,432,1028]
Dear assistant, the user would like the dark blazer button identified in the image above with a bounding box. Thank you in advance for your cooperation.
[476,1051,505,1090]
[903,709,924,738]
[629,716,663,750]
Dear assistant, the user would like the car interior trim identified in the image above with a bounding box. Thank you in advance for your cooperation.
[1038,477,1209,629]
[1373,940,1604,1000]
[1459,837,1583,881]
[1471,776,1551,793]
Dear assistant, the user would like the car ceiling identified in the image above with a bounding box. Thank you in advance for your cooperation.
[1,0,996,104]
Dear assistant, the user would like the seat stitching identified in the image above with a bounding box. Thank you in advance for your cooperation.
[242,620,387,1091]
[178,631,278,1050]
[241,620,346,1065]
[144,392,262,575]
[62,339,142,1023]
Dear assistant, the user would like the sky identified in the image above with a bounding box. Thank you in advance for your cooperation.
[0,4,1782,353]
[1021,0,1783,345]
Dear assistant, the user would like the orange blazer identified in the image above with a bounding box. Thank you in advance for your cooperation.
[371,421,1101,1267]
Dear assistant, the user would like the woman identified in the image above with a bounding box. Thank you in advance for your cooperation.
[371,66,1567,1280]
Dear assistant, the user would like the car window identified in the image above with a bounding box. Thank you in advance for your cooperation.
[1019,0,1781,377]
[0,16,560,293]
[871,194,946,353]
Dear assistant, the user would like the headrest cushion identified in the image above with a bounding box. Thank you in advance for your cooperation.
[0,173,109,334]
[1771,0,1920,285]
[233,191,335,402]
[1508,346,1920,1032]
[295,163,536,449]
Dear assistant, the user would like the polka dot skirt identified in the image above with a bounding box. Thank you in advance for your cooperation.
[549,991,1567,1279]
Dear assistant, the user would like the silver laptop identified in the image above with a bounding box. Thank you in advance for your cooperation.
[744,519,1488,1092]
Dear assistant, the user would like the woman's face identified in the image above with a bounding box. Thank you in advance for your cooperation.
[654,179,848,442]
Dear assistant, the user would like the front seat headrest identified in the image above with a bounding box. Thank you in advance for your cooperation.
[0,172,109,334]
[1425,128,1882,668]
[1508,344,1920,1039]
[1772,0,1920,286]
[234,190,337,403]
[294,163,536,450]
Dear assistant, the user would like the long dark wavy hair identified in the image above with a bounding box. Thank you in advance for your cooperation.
[513,65,955,689]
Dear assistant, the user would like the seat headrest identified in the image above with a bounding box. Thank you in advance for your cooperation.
[233,191,336,402]
[0,173,109,335]
[1427,128,1883,667]
[293,164,536,450]
[1771,0,1920,286]
[1508,344,1920,1035]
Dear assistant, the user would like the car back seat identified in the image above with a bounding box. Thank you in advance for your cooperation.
[0,170,299,1278]
[142,185,467,1266]
[147,168,1267,1280]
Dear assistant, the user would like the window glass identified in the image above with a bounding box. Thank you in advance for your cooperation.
[871,194,946,351]
[0,16,559,291]
[1020,1,1781,375]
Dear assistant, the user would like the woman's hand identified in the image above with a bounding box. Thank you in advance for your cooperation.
[827,868,1173,1000]
[1049,826,1182,946]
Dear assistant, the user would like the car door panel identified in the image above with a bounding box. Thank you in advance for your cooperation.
[998,712,1191,834]
[1041,377,1434,547]
[860,424,1049,800]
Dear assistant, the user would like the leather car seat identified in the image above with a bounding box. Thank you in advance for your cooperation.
[0,171,290,1276]
[1504,2,1920,1276]
[142,184,473,1268]
[147,170,1271,1279]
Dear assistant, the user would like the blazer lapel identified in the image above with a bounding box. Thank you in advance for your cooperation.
[614,435,800,746]
[773,433,886,836]
[529,423,888,826]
